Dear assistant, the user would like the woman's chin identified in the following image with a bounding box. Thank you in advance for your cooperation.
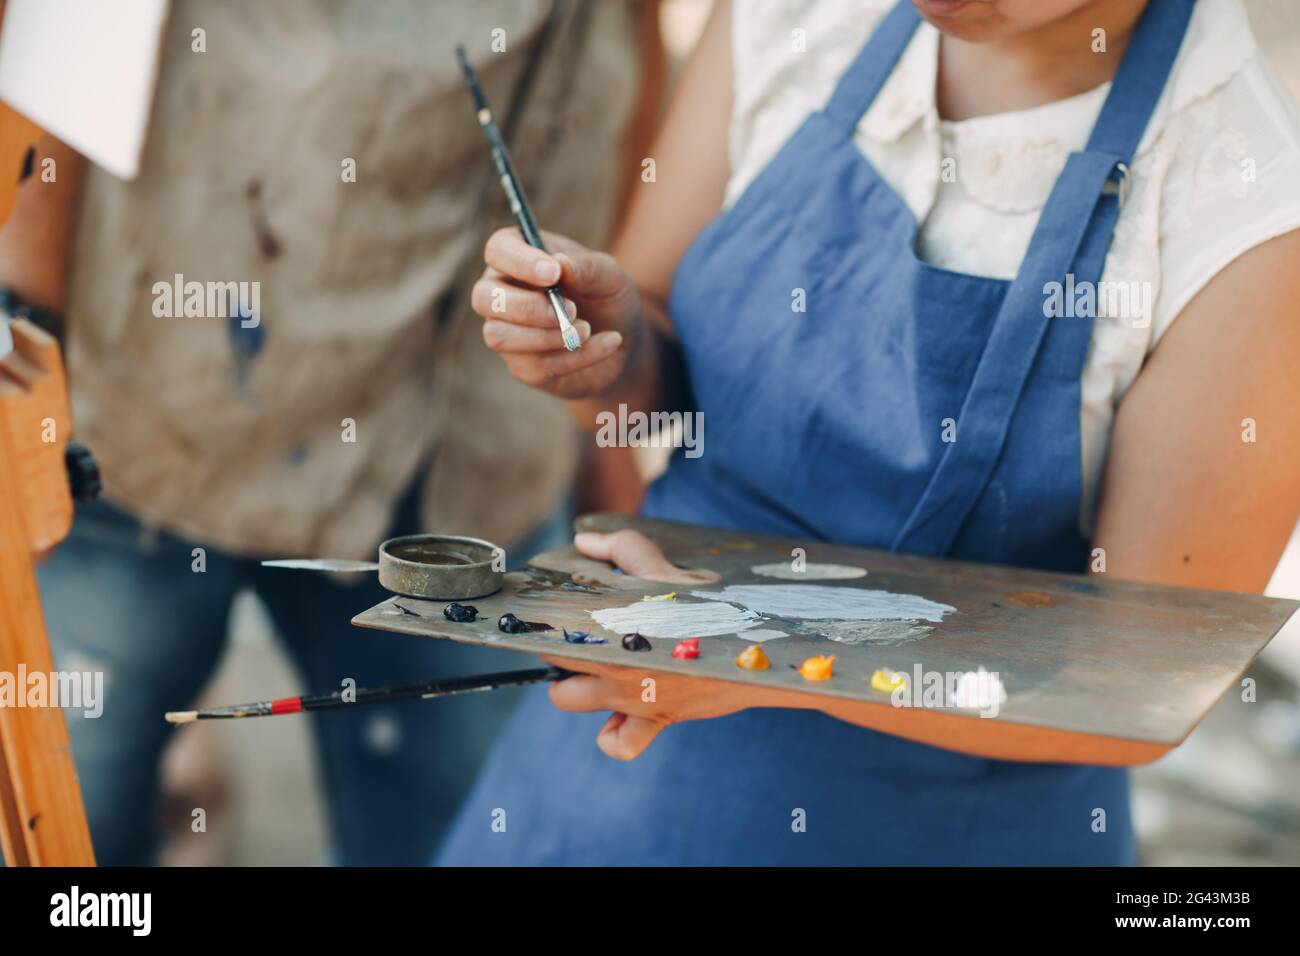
[912,0,1004,41]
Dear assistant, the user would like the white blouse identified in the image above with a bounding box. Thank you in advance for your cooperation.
[726,0,1300,534]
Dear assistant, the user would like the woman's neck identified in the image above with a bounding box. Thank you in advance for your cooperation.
[935,0,1149,122]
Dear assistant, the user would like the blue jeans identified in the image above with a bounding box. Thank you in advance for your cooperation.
[38,483,572,865]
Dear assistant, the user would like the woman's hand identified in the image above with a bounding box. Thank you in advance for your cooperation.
[543,655,765,761]
[546,529,800,760]
[572,528,720,585]
[471,227,641,399]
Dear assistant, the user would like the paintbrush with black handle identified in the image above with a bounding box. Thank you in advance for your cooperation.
[456,44,582,351]
[165,666,570,724]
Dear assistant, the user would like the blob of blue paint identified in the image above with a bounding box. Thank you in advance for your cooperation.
[228,308,265,387]
[563,629,605,645]
[1062,579,1104,596]
[443,602,478,623]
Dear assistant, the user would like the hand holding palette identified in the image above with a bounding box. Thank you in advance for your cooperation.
[353,512,1297,750]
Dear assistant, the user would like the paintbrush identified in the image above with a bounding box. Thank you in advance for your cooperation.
[165,666,569,724]
[456,44,581,352]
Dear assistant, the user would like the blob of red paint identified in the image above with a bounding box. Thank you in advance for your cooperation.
[671,638,700,660]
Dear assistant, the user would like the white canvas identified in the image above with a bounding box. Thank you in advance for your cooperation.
[0,0,169,179]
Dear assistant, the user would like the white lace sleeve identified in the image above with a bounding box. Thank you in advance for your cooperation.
[1151,54,1300,343]
[726,0,894,207]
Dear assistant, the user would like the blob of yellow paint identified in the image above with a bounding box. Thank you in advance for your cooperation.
[870,668,906,693]
[735,645,770,671]
[798,655,836,681]
[641,592,677,602]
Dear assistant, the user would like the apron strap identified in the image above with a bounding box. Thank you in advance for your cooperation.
[890,151,1123,555]
[1087,0,1199,160]
[891,0,1197,557]
[823,1,922,131]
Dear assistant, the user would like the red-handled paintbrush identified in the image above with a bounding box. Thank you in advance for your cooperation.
[165,666,569,724]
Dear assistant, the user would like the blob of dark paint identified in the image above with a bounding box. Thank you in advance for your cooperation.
[563,628,605,645]
[519,567,607,594]
[443,602,478,623]
[245,179,283,260]
[498,613,552,634]
[622,632,652,652]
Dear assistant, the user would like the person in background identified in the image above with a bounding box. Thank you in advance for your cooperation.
[0,0,657,864]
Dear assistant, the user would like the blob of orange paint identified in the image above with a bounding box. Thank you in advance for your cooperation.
[1005,590,1054,608]
[735,645,770,671]
[798,655,836,681]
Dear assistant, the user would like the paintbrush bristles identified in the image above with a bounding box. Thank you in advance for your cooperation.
[165,711,197,725]
[561,322,581,352]
[548,290,582,352]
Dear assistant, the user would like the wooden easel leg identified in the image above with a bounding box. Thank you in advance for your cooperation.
[0,325,95,866]
[0,733,33,865]
[0,436,95,866]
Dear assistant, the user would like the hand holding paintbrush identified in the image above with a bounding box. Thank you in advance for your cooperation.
[458,46,584,352]
[458,45,636,398]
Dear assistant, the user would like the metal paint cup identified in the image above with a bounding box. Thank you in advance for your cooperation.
[377,534,503,600]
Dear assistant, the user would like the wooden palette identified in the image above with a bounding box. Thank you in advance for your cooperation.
[352,513,1297,748]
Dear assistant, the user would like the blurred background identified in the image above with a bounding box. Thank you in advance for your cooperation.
[114,0,1300,866]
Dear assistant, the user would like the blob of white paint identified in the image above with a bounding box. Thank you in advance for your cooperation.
[751,562,867,581]
[690,584,954,622]
[948,668,1007,710]
[737,628,788,643]
[590,600,762,639]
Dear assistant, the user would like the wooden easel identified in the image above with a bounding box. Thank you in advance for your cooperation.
[0,85,95,862]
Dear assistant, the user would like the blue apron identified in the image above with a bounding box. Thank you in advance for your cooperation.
[436,0,1195,865]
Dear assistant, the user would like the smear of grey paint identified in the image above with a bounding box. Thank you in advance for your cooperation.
[737,628,788,643]
[799,619,934,646]
[751,562,867,581]
[690,584,955,622]
[590,600,762,639]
